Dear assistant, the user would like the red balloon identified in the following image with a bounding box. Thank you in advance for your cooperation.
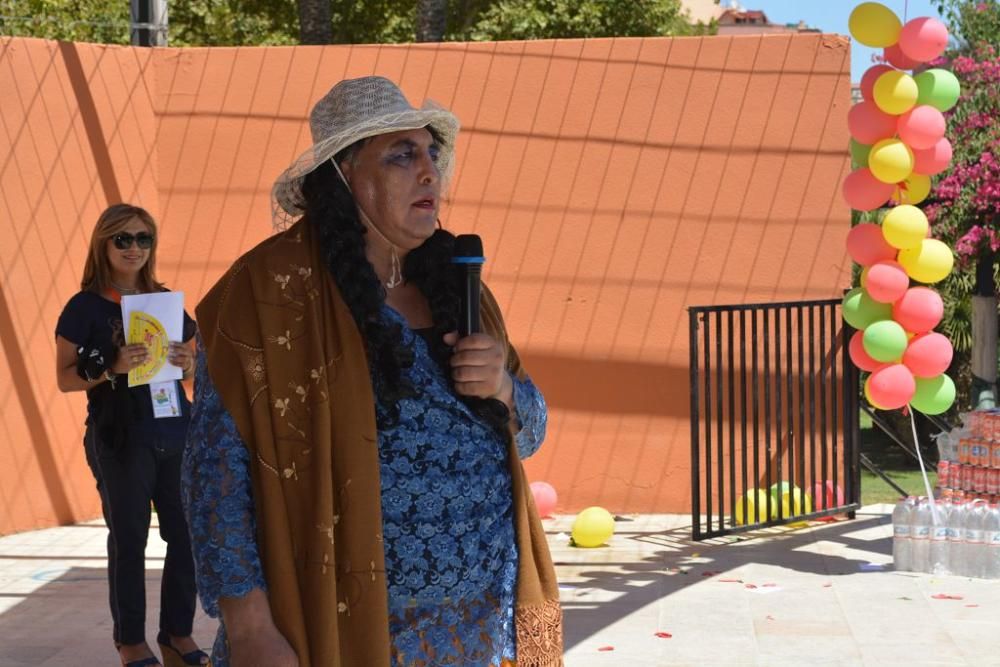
[842,168,894,211]
[898,105,946,150]
[899,17,949,63]
[893,287,944,334]
[530,481,557,518]
[850,330,882,372]
[846,223,898,267]
[912,137,953,176]
[848,101,898,145]
[866,260,910,303]
[860,64,895,102]
[884,43,921,70]
[869,363,917,410]
[812,480,845,509]
[903,332,953,378]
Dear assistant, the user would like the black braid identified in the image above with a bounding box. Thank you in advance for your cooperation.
[302,153,510,435]
[301,160,415,428]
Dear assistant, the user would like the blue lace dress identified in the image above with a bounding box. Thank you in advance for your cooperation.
[182,305,547,666]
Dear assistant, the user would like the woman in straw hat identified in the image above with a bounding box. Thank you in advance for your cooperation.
[182,77,563,666]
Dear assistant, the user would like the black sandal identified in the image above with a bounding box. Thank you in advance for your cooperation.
[156,631,211,667]
[115,641,162,667]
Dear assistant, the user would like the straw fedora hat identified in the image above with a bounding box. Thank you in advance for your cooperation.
[271,76,460,228]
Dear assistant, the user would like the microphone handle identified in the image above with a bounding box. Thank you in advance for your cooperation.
[460,265,482,337]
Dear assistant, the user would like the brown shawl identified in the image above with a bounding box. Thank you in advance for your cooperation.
[196,220,563,666]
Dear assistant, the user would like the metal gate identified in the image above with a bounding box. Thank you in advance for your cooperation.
[689,298,862,540]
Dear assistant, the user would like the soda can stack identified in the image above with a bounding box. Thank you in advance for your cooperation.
[937,410,1000,505]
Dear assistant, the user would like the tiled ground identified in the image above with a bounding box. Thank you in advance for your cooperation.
[1,506,998,666]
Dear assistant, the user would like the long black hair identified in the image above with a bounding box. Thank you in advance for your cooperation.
[300,152,509,433]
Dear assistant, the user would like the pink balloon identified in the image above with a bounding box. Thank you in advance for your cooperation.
[883,43,921,70]
[848,101,898,145]
[892,287,944,334]
[846,223,898,266]
[869,363,917,410]
[898,105,946,150]
[912,137,953,176]
[530,481,557,518]
[850,330,882,372]
[812,480,845,509]
[899,17,949,63]
[860,64,895,102]
[842,168,894,211]
[903,332,953,378]
[866,260,910,303]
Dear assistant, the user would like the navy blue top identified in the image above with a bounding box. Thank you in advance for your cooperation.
[56,290,196,445]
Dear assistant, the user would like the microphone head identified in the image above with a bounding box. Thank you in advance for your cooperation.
[452,234,485,264]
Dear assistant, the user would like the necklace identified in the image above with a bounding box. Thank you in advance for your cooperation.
[110,281,140,295]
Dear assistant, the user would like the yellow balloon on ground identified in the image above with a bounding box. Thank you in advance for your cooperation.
[894,173,932,205]
[571,507,615,547]
[882,204,928,249]
[873,70,918,115]
[898,239,954,284]
[775,487,813,518]
[734,489,770,526]
[869,138,914,184]
[849,2,902,47]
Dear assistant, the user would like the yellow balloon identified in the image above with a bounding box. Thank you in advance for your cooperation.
[898,238,954,284]
[873,70,918,115]
[869,138,914,184]
[882,204,928,250]
[571,507,615,547]
[778,487,813,517]
[849,2,902,47]
[860,266,870,289]
[893,173,932,205]
[734,489,770,526]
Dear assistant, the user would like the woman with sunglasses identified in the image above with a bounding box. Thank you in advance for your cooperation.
[55,204,210,667]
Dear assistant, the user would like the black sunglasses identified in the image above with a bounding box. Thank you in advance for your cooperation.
[112,232,155,250]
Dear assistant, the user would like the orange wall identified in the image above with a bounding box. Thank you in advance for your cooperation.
[0,34,852,534]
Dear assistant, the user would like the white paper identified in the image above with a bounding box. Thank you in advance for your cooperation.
[121,292,184,387]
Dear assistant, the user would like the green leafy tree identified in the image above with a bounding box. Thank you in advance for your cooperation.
[0,0,130,44]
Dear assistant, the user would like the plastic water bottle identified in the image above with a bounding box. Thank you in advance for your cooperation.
[984,503,1000,580]
[962,500,989,579]
[930,499,953,575]
[892,496,916,572]
[910,497,933,573]
[949,500,967,575]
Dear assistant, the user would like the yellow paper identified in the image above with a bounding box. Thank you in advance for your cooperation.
[127,310,169,386]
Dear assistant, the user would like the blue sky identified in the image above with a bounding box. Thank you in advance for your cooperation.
[745,0,941,81]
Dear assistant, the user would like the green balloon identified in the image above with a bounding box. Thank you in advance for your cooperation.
[863,320,908,362]
[842,287,892,330]
[850,139,872,168]
[910,374,956,415]
[914,69,961,113]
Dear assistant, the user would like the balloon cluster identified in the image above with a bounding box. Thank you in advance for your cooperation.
[843,2,960,415]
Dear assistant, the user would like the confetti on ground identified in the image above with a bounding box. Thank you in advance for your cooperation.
[822,583,832,588]
[745,584,758,589]
[762,583,778,587]
[654,632,673,639]
[597,646,615,652]
[898,596,912,601]
[966,604,979,608]
[701,571,721,577]
[931,594,964,600]
[859,563,885,572]
[766,615,776,621]
[719,578,743,583]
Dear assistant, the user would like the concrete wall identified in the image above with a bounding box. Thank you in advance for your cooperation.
[0,33,852,535]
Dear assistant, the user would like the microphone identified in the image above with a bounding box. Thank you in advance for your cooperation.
[452,234,485,337]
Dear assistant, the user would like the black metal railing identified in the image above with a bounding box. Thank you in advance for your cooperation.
[689,298,862,540]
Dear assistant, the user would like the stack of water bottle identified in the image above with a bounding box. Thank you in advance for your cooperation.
[892,410,1000,577]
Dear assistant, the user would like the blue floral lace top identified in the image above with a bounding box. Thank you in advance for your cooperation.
[182,305,547,666]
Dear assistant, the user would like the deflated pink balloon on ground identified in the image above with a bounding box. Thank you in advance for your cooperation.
[846,223,898,266]
[850,330,882,372]
[848,101,898,145]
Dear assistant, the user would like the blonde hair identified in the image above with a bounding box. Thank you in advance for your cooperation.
[81,204,165,293]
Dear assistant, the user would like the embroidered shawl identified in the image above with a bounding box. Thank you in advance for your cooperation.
[196,220,563,666]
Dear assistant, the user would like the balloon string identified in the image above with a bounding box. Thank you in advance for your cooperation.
[910,408,940,526]
[904,0,909,22]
